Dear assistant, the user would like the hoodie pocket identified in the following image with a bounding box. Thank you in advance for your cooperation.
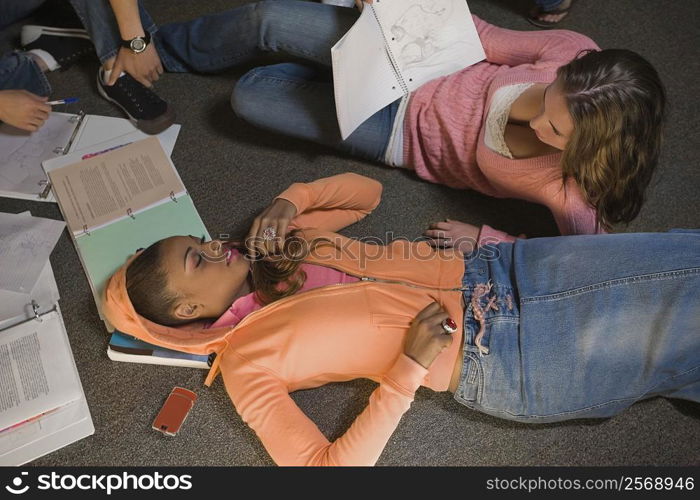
[371,313,414,330]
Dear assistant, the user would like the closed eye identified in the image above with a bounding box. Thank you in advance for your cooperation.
[549,120,562,136]
[197,235,208,266]
[543,85,563,137]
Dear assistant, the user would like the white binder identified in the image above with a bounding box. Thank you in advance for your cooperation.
[0,212,94,465]
[0,111,180,202]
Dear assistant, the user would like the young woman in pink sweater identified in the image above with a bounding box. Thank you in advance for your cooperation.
[156,1,665,245]
[154,0,664,240]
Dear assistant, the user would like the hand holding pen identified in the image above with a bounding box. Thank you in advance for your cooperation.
[0,89,51,132]
[0,92,79,132]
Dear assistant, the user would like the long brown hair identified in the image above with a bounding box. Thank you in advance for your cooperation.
[250,231,311,305]
[125,231,316,326]
[557,49,665,230]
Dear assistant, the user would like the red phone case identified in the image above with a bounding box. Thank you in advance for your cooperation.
[152,387,197,436]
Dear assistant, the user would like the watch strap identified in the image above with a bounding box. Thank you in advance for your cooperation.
[120,31,151,50]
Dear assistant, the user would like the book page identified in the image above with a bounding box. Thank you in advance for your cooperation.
[0,310,82,432]
[0,113,78,198]
[373,0,485,91]
[0,397,93,466]
[331,6,405,140]
[0,212,65,294]
[47,136,185,235]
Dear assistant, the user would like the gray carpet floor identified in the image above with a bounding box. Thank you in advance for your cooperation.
[1,0,699,466]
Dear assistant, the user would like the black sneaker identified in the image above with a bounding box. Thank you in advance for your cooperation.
[21,25,95,70]
[97,69,176,135]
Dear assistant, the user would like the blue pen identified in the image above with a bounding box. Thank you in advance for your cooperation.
[47,97,79,105]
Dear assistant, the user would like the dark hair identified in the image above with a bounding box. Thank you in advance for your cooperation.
[557,48,666,230]
[125,232,318,326]
[125,240,187,327]
[250,232,309,305]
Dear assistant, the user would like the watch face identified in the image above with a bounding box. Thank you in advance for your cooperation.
[130,38,146,53]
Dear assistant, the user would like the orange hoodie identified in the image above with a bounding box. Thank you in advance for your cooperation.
[103,173,466,466]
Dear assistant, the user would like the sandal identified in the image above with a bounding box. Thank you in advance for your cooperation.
[527,0,574,29]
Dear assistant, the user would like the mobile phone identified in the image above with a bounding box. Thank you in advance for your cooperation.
[152,387,197,436]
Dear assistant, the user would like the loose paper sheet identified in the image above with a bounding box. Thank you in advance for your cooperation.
[0,213,65,293]
[0,114,77,197]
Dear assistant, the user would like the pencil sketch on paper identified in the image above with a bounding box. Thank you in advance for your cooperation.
[0,115,75,195]
[387,0,476,72]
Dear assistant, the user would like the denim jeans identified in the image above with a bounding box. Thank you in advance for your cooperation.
[455,229,700,423]
[155,0,397,161]
[0,0,50,94]
[0,52,50,95]
[68,0,156,65]
[0,0,147,95]
[0,0,46,29]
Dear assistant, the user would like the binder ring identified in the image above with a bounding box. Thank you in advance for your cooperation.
[68,111,85,123]
[53,146,66,154]
[127,208,136,220]
[83,224,91,236]
[170,191,177,203]
[31,300,43,323]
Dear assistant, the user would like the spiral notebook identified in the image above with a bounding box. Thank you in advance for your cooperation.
[43,136,210,323]
[331,0,485,139]
[0,111,180,202]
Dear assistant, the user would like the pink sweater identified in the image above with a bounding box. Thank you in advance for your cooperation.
[404,15,605,241]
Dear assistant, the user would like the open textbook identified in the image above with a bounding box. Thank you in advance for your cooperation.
[0,212,93,465]
[0,310,82,434]
[0,111,180,202]
[44,136,210,322]
[332,0,485,139]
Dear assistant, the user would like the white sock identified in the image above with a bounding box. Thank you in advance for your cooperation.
[101,68,126,84]
[28,49,59,71]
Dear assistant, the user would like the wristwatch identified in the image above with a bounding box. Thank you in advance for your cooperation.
[121,32,151,54]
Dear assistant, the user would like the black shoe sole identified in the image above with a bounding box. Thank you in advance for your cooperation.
[96,73,176,135]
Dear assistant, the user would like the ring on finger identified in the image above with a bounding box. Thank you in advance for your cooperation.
[441,317,458,334]
[262,226,277,241]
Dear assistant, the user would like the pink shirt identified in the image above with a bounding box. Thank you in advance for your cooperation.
[404,15,604,239]
[209,264,360,329]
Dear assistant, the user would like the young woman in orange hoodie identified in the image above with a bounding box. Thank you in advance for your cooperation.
[103,173,700,466]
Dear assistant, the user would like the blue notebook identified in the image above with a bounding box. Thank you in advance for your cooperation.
[108,331,212,369]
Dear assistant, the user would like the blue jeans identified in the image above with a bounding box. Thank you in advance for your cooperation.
[0,52,50,95]
[455,229,700,422]
[0,0,45,29]
[68,0,156,65]
[155,0,396,161]
[0,0,146,95]
[0,0,50,94]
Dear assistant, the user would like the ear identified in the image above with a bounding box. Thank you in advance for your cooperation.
[173,301,201,321]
